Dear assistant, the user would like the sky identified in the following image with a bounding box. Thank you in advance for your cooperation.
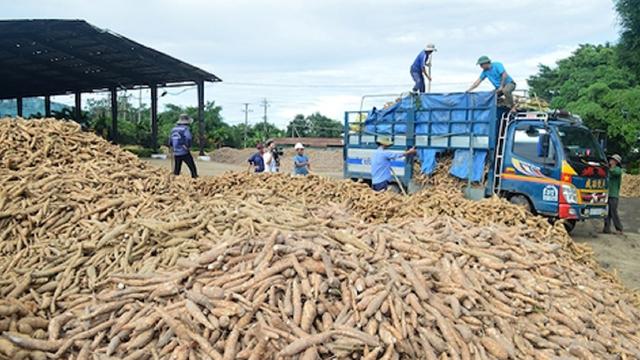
[3,0,620,128]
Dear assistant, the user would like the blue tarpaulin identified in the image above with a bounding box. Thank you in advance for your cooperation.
[450,149,487,182]
[362,92,495,181]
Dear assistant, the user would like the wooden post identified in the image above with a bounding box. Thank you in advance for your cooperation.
[151,85,158,151]
[110,88,118,143]
[16,97,23,117]
[74,91,81,122]
[197,80,205,156]
[44,96,51,117]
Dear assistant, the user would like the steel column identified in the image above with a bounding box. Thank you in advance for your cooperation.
[150,85,158,151]
[197,80,205,156]
[74,91,81,122]
[44,96,51,117]
[110,88,118,143]
[16,97,23,117]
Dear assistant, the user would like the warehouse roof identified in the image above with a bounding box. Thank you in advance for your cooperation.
[0,19,222,99]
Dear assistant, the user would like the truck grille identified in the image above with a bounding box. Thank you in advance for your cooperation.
[580,191,607,205]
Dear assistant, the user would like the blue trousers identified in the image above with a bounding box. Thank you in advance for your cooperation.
[372,181,389,192]
[411,71,425,93]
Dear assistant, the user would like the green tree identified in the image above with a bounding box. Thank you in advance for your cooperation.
[285,112,342,138]
[615,0,640,77]
[527,44,640,155]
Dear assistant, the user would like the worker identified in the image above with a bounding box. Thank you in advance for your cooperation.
[263,139,278,173]
[169,114,198,178]
[248,143,266,173]
[604,154,624,234]
[467,56,516,108]
[293,142,311,176]
[410,44,436,93]
[371,136,416,192]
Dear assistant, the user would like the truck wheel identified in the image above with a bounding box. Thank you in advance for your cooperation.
[509,195,532,213]
[563,220,576,233]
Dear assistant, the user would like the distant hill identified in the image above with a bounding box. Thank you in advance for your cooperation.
[0,98,69,117]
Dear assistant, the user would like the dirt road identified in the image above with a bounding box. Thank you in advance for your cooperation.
[145,158,640,290]
[145,158,343,178]
[571,197,640,289]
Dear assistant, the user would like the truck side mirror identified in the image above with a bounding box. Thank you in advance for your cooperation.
[538,133,550,158]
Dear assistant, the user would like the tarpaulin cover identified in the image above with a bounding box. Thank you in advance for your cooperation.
[450,149,487,182]
[362,92,496,180]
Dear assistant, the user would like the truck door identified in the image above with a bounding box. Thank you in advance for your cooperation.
[501,124,561,216]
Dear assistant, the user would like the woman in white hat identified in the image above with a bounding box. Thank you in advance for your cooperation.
[293,142,310,176]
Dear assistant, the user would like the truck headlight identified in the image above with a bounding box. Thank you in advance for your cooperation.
[561,184,578,204]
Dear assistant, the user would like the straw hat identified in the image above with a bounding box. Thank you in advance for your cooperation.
[376,136,393,146]
[177,114,193,125]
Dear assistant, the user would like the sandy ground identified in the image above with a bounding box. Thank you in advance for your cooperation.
[145,158,640,290]
[145,158,343,179]
[571,197,640,290]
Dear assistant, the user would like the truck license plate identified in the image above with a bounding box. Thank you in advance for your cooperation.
[590,208,605,216]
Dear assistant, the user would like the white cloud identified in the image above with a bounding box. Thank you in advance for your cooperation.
[3,0,619,128]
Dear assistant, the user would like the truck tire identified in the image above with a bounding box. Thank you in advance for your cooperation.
[509,194,532,214]
[563,220,576,234]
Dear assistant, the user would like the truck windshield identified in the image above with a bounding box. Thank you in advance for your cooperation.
[556,126,606,164]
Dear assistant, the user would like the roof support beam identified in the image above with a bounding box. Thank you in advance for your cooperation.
[197,80,205,156]
[110,88,118,144]
[16,97,23,117]
[44,96,51,117]
[74,91,81,122]
[150,85,158,151]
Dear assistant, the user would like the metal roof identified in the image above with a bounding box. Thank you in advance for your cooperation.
[0,19,222,99]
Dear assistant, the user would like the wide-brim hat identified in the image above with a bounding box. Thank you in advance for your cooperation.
[376,136,393,146]
[477,55,491,65]
[177,114,193,125]
[611,154,622,164]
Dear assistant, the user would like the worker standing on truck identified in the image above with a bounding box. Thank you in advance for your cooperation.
[371,136,416,192]
[410,44,436,93]
[169,114,198,178]
[604,154,624,234]
[467,56,516,108]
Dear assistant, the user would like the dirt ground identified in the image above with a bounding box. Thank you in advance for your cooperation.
[145,158,640,290]
[571,197,640,290]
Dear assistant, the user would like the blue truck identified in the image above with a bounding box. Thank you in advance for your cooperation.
[343,91,609,231]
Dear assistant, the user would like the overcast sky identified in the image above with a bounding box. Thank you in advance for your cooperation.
[4,0,619,128]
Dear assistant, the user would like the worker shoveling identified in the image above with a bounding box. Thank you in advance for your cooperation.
[0,118,639,359]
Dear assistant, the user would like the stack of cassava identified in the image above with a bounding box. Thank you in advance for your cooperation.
[1,118,639,359]
[621,173,640,198]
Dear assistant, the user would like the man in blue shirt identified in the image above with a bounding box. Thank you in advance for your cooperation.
[410,44,436,93]
[467,56,516,108]
[248,143,266,173]
[293,143,310,176]
[371,136,416,192]
[169,114,198,178]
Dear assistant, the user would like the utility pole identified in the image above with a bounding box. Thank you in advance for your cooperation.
[261,98,270,138]
[241,103,253,148]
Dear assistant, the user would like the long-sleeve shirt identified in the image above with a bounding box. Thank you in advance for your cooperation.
[608,166,622,198]
[371,147,403,185]
[410,51,431,73]
[169,125,193,156]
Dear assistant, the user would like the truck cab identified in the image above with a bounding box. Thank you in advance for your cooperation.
[499,112,609,230]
